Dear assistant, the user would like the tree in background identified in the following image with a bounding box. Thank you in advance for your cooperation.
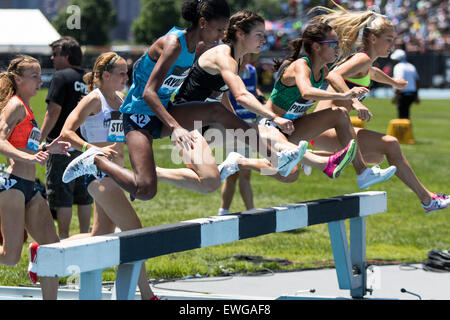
[132,0,287,45]
[132,0,181,45]
[52,0,117,46]
[227,0,284,20]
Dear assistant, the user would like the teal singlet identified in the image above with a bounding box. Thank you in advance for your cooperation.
[270,57,324,120]
[120,27,196,115]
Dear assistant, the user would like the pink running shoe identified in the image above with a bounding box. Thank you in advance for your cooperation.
[27,243,39,284]
[422,193,450,214]
[323,139,357,179]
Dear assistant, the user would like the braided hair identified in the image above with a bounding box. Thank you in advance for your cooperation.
[223,10,265,43]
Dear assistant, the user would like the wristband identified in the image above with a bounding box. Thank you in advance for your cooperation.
[82,142,88,152]
[39,142,47,152]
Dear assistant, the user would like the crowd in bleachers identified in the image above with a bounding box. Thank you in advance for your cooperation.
[266,0,449,54]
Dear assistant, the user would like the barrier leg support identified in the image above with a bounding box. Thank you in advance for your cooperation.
[328,220,352,290]
[328,217,367,299]
[111,260,145,300]
[350,217,366,298]
[79,269,103,300]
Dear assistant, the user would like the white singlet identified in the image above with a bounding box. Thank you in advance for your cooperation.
[80,88,125,143]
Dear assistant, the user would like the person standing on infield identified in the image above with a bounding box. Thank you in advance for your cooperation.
[390,49,420,119]
[40,37,93,239]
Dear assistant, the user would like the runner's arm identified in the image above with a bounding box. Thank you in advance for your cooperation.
[60,93,102,151]
[369,66,407,89]
[221,92,237,115]
[142,35,183,132]
[219,57,277,120]
[326,55,372,109]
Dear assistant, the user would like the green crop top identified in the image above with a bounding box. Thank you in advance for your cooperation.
[270,57,324,120]
[343,73,371,102]
[342,52,372,101]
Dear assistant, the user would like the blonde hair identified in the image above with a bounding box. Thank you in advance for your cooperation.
[310,0,394,60]
[0,55,39,112]
[83,52,123,92]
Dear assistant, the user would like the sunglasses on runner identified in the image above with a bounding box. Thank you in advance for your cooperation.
[317,40,340,48]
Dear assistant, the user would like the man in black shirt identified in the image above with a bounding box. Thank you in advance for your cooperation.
[40,37,92,239]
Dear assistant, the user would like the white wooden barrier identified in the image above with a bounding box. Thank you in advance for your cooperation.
[32,191,387,300]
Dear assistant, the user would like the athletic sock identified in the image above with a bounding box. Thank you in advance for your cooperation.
[218,208,229,216]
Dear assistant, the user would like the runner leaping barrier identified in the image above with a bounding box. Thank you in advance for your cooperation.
[32,191,387,300]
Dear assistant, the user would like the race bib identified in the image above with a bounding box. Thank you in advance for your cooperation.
[283,101,314,120]
[159,66,190,102]
[107,111,125,142]
[130,113,152,128]
[27,120,41,152]
[0,173,17,190]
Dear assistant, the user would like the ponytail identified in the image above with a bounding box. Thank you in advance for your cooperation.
[309,0,394,61]
[83,72,95,92]
[273,22,332,72]
[0,55,39,112]
[273,38,303,72]
[0,72,16,112]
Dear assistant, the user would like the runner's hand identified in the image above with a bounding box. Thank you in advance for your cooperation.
[343,87,370,100]
[171,127,197,151]
[272,116,295,136]
[353,102,373,122]
[99,143,119,160]
[30,151,49,166]
[393,78,408,90]
[46,135,71,156]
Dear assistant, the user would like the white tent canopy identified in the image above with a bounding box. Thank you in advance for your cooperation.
[0,9,61,54]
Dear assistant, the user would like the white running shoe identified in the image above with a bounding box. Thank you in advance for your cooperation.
[301,149,313,176]
[302,164,312,176]
[218,152,243,182]
[62,147,105,183]
[276,140,308,177]
[357,165,397,190]
[422,193,450,214]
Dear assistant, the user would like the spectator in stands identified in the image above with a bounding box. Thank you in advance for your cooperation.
[271,0,450,54]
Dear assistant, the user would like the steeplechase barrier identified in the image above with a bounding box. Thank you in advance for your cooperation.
[33,191,387,300]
